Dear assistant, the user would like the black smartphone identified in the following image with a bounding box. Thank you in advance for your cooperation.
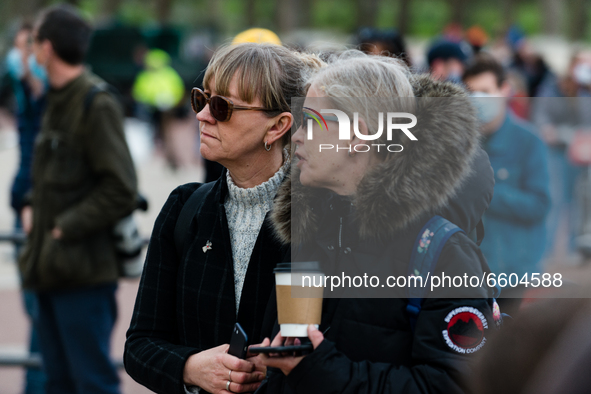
[248,343,313,355]
[228,323,249,359]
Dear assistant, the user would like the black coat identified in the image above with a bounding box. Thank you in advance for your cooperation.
[262,76,498,394]
[124,173,289,394]
[262,190,495,394]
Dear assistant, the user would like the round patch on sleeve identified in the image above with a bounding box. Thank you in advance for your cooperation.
[442,306,488,353]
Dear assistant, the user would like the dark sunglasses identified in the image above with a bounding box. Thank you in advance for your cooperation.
[191,87,279,122]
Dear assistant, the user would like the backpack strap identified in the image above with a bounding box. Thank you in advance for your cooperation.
[406,215,464,331]
[83,83,124,115]
[174,182,215,259]
[84,85,104,113]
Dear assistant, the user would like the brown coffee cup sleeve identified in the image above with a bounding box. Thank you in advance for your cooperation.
[276,285,323,325]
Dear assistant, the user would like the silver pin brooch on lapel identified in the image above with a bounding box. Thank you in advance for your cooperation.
[202,240,212,253]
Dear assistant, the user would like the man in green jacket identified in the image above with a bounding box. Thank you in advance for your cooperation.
[19,5,137,394]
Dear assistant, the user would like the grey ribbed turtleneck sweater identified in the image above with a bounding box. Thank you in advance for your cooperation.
[224,154,290,313]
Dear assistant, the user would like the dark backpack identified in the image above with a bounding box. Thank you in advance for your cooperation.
[83,84,147,277]
[405,215,505,331]
[83,83,124,115]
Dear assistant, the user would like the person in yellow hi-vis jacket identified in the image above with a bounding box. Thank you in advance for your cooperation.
[133,48,185,168]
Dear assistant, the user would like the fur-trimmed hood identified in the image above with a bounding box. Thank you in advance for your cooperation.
[272,75,489,244]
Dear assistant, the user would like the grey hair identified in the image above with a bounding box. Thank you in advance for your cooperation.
[306,50,416,150]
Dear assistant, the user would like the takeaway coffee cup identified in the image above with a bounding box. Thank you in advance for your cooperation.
[274,262,324,337]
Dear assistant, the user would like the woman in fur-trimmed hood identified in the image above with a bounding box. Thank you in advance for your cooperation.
[256,52,498,394]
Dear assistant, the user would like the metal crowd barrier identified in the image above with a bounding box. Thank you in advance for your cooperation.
[0,352,124,369]
[0,231,27,245]
[0,352,42,368]
[0,231,150,246]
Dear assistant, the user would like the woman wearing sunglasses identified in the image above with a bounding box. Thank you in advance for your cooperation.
[125,43,322,394]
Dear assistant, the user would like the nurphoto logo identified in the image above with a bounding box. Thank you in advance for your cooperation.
[303,107,418,153]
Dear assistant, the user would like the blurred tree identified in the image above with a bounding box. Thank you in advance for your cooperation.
[540,0,564,35]
[398,0,411,35]
[500,0,515,29]
[5,0,49,23]
[356,0,381,29]
[205,0,222,32]
[568,0,589,40]
[299,0,313,29]
[446,0,470,26]
[102,0,124,18]
[156,0,175,24]
[246,0,257,27]
[275,0,311,33]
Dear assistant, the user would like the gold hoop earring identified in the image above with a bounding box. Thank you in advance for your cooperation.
[264,141,272,151]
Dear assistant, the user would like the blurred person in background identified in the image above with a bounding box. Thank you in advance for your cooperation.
[471,296,591,394]
[132,48,185,169]
[465,25,489,54]
[357,27,411,67]
[202,28,284,184]
[427,39,471,83]
[124,43,323,394]
[505,69,531,120]
[532,51,591,261]
[441,22,464,43]
[463,54,551,314]
[19,5,137,394]
[5,20,47,394]
[506,26,553,98]
[232,27,281,46]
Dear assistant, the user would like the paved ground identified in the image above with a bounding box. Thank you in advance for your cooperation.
[0,280,153,394]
